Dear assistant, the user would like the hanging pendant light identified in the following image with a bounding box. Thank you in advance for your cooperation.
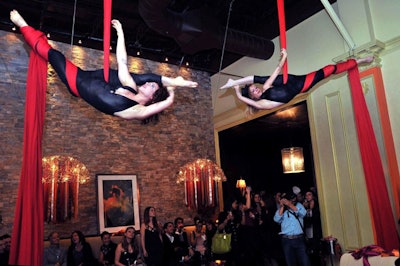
[236,178,247,193]
[281,147,305,173]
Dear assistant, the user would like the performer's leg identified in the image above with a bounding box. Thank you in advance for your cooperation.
[48,49,80,97]
[20,27,51,61]
[300,59,358,93]
[10,10,51,60]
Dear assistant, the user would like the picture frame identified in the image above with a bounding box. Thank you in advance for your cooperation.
[97,174,140,233]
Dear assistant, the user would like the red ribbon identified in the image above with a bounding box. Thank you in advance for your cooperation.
[103,0,112,82]
[277,0,288,83]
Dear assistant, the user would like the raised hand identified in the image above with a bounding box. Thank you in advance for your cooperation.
[111,19,123,34]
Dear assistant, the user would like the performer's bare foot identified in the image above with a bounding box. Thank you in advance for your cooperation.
[356,56,374,64]
[10,10,28,28]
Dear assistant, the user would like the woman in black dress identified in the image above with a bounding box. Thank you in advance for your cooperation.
[140,206,163,266]
[115,227,140,266]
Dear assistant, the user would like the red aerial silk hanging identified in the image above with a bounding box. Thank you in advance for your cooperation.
[103,0,112,82]
[9,50,46,266]
[277,0,288,83]
[347,67,400,250]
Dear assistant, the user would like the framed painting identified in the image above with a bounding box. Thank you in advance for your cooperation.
[97,174,140,233]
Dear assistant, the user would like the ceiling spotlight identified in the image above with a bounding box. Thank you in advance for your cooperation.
[136,51,140,56]
[47,33,51,38]
[186,62,189,66]
[165,57,168,62]
[78,39,82,44]
[12,26,16,31]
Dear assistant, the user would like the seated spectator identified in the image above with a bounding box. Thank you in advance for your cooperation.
[43,231,67,266]
[67,230,96,266]
[98,231,117,266]
[115,226,142,266]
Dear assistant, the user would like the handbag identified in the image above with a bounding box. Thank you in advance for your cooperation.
[211,232,232,254]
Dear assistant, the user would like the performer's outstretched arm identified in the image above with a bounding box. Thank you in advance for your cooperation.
[112,19,137,89]
[262,48,287,90]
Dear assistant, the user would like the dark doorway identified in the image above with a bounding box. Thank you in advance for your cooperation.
[218,101,316,201]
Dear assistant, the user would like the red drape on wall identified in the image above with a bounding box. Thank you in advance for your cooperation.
[348,67,400,250]
[9,50,46,266]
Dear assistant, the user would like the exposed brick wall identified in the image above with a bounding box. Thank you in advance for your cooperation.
[0,30,215,238]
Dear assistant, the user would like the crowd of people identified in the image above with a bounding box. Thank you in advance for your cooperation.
[4,185,318,266]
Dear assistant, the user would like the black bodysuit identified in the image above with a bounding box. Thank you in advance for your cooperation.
[48,49,162,115]
[253,59,357,103]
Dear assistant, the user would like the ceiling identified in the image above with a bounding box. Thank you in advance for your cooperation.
[0,0,336,74]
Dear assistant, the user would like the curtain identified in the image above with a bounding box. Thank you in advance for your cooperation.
[348,67,400,250]
[9,50,46,265]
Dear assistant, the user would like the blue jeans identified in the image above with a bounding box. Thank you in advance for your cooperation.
[281,237,311,266]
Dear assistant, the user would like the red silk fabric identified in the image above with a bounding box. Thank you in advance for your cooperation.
[277,0,288,83]
[9,50,46,266]
[103,0,112,82]
[348,67,400,250]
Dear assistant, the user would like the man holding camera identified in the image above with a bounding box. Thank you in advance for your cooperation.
[273,192,311,266]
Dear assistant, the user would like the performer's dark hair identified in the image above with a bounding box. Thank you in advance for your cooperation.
[142,83,169,124]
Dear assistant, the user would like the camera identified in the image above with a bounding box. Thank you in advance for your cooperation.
[281,192,296,201]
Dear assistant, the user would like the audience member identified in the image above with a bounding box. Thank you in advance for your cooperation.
[274,192,310,266]
[140,206,163,266]
[293,186,304,204]
[174,217,193,264]
[265,192,285,266]
[217,194,242,265]
[205,219,217,260]
[98,231,117,266]
[253,191,276,265]
[239,187,262,266]
[115,227,140,266]
[162,222,179,266]
[303,189,323,265]
[43,231,67,266]
[67,230,96,266]
[190,217,208,266]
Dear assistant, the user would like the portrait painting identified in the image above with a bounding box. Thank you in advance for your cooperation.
[97,174,140,233]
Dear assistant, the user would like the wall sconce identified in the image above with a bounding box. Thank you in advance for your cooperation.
[236,178,246,193]
[42,155,90,223]
[176,159,226,211]
[281,147,305,174]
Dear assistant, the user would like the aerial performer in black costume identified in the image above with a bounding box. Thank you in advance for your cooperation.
[220,48,373,114]
[10,10,198,123]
